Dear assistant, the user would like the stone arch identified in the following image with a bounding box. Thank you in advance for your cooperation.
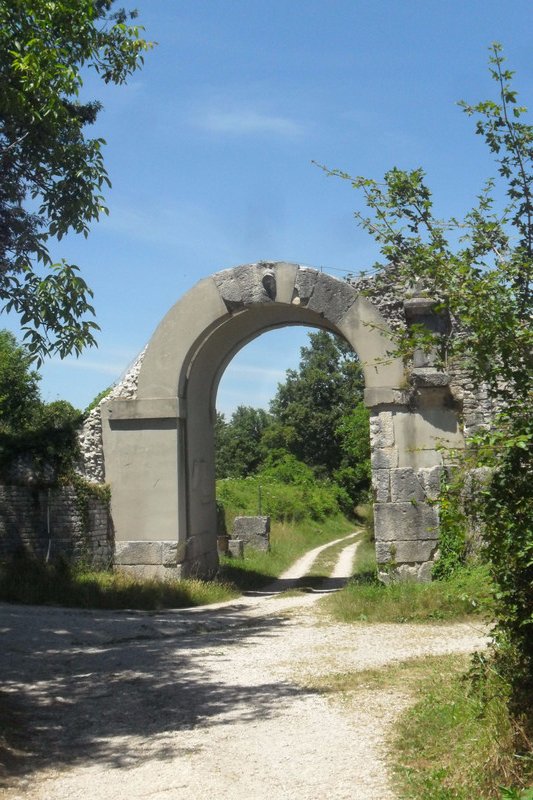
[101,262,464,581]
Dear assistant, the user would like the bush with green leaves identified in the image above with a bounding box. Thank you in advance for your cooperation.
[0,329,82,477]
[321,43,532,722]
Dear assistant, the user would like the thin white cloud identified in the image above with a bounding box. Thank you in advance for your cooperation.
[224,363,286,380]
[196,109,304,137]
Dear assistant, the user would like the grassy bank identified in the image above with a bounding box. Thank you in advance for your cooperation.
[0,552,239,610]
[304,654,532,799]
[392,656,533,800]
[323,564,494,623]
[321,515,494,624]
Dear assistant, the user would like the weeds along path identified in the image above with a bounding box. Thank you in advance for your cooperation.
[0,536,488,800]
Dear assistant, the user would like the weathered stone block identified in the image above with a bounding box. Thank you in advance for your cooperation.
[411,369,450,388]
[378,560,433,584]
[233,516,270,551]
[364,388,410,407]
[228,538,244,558]
[376,539,439,564]
[416,466,443,501]
[161,540,186,566]
[374,502,439,541]
[114,541,162,565]
[305,272,356,322]
[237,264,273,305]
[370,411,395,448]
[293,267,318,304]
[390,468,426,503]
[372,470,390,502]
[370,448,399,470]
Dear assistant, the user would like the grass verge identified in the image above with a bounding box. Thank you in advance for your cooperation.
[0,552,239,610]
[321,523,494,623]
[323,564,494,623]
[304,654,532,799]
[393,656,533,799]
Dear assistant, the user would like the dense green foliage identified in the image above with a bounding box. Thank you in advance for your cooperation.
[0,1,152,362]
[322,43,532,723]
[215,406,271,478]
[216,330,371,512]
[0,330,82,476]
[268,330,365,474]
[0,329,40,429]
[217,471,342,525]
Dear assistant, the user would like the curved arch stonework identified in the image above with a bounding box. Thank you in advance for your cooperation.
[100,262,464,581]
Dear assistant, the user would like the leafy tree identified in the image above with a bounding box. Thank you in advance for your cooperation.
[269,330,365,477]
[0,328,41,430]
[333,402,371,505]
[321,44,532,717]
[0,330,83,476]
[0,1,152,363]
[215,406,272,478]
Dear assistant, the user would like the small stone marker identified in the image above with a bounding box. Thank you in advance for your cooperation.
[227,538,244,558]
[232,516,270,551]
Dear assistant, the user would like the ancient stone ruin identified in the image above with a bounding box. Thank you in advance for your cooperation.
[76,262,493,582]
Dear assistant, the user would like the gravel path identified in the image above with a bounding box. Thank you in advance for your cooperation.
[0,535,488,800]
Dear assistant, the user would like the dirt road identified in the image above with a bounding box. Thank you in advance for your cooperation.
[0,534,487,800]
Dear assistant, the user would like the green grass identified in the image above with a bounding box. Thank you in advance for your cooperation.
[323,564,494,623]
[392,656,533,799]
[303,654,532,799]
[321,521,494,623]
[216,475,343,525]
[219,513,356,591]
[0,553,239,610]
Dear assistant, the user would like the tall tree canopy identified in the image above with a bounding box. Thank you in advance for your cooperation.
[215,406,272,478]
[0,1,152,363]
[268,330,365,475]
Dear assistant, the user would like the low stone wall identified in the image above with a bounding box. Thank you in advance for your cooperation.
[0,484,113,568]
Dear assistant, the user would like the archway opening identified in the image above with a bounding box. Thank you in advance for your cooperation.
[103,263,461,583]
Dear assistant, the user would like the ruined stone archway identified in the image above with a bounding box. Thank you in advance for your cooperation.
[100,262,464,581]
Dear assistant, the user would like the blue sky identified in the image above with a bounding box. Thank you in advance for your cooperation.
[7,0,532,416]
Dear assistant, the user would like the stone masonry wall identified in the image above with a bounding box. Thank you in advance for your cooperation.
[78,347,146,483]
[0,484,113,568]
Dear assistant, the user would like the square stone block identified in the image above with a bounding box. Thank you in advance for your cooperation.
[374,502,439,542]
[390,468,427,503]
[114,541,163,565]
[371,448,399,470]
[233,516,270,551]
[376,539,439,564]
